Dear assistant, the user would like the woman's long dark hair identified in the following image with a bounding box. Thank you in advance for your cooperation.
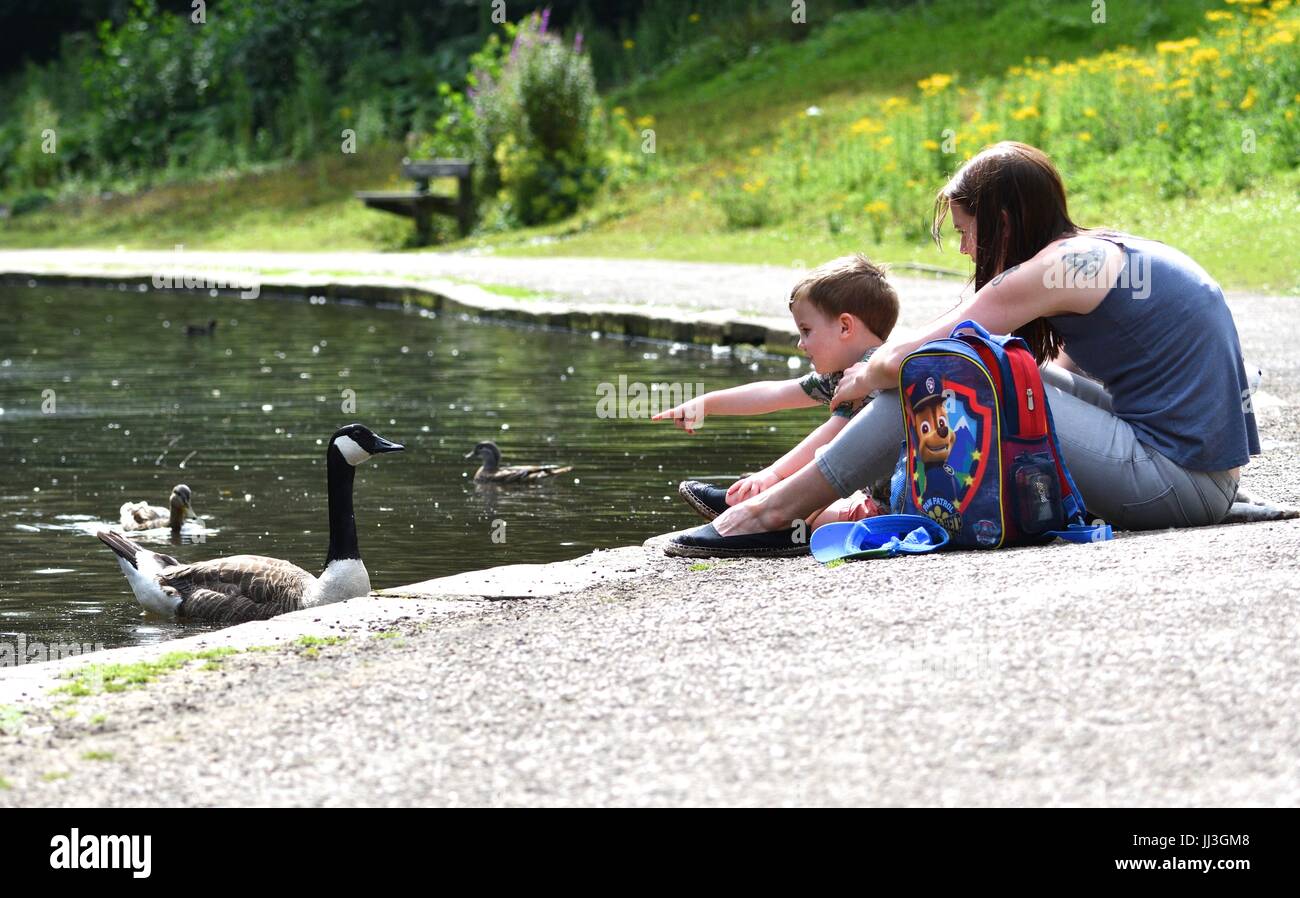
[932,141,1079,364]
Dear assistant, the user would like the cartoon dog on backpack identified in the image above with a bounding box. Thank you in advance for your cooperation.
[908,372,963,527]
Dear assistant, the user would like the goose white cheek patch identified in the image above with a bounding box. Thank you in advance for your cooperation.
[333,435,371,466]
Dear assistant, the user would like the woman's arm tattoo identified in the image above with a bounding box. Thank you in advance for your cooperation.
[989,263,1021,287]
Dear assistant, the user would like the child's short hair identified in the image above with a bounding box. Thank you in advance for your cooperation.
[789,254,899,340]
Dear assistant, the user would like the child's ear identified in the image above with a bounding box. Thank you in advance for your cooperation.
[839,312,855,336]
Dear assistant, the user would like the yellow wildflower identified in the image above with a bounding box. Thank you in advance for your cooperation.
[688,12,700,23]
[635,115,655,128]
[1156,121,1169,135]
[1083,107,1097,117]
[1205,9,1234,21]
[1011,105,1039,120]
[1077,131,1093,142]
[1189,47,1221,65]
[864,200,889,215]
[623,39,635,50]
[922,138,940,151]
[850,117,884,135]
[688,190,703,202]
[1156,37,1199,55]
[874,135,895,150]
[1240,86,1257,110]
[917,73,954,95]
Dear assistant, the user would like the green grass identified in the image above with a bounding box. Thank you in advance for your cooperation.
[41,771,69,782]
[0,0,1294,294]
[81,750,115,762]
[0,145,414,251]
[0,705,22,736]
[0,776,10,790]
[296,635,348,648]
[54,645,249,697]
[689,562,713,572]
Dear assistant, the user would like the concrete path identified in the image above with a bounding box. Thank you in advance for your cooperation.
[0,248,967,319]
[0,250,1297,806]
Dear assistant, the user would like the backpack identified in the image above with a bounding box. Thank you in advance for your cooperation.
[889,319,1112,548]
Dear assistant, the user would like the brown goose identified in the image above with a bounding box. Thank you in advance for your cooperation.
[118,484,197,533]
[97,424,403,624]
[465,440,572,483]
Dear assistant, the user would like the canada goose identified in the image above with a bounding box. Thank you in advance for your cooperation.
[465,440,572,483]
[184,319,217,336]
[97,424,403,624]
[119,484,197,533]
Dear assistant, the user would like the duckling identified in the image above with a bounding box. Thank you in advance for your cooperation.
[119,484,198,533]
[185,319,217,336]
[465,440,572,484]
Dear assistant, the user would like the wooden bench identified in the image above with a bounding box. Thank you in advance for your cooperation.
[356,159,474,245]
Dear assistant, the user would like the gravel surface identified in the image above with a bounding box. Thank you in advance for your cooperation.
[2,523,1297,807]
[0,251,1295,806]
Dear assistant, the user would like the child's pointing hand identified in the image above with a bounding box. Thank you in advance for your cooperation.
[651,398,706,434]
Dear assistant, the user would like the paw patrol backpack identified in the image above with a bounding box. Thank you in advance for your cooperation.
[889,319,1112,548]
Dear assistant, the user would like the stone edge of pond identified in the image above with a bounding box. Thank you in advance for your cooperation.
[0,546,663,708]
[0,267,802,356]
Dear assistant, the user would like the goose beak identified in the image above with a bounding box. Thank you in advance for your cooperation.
[371,435,404,454]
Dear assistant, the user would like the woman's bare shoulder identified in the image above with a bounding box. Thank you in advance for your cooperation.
[1029,233,1126,313]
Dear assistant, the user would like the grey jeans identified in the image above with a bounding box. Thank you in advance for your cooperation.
[815,364,1240,530]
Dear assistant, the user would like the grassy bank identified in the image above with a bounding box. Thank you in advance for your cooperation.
[2,0,1296,294]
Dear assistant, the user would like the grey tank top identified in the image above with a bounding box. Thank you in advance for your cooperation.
[1047,233,1260,472]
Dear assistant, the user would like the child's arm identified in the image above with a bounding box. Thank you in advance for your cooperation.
[651,378,817,434]
[727,415,850,503]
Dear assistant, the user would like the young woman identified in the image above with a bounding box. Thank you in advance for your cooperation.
[667,141,1260,557]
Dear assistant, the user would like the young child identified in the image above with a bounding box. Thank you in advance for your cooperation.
[652,254,900,527]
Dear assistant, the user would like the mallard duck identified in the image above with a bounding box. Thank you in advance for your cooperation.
[185,319,217,336]
[97,424,403,624]
[119,484,197,533]
[465,440,572,484]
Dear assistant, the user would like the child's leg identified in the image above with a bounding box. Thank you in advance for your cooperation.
[809,490,884,530]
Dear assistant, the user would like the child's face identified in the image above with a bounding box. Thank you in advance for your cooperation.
[791,296,861,374]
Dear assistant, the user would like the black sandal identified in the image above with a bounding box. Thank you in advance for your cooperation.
[677,480,732,521]
[664,523,811,558]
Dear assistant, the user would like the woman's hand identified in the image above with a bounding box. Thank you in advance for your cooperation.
[726,468,781,503]
[651,397,706,433]
[830,361,875,409]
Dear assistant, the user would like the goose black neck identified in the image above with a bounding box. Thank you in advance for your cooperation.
[325,448,360,564]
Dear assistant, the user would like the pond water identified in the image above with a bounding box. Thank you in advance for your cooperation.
[0,282,821,651]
